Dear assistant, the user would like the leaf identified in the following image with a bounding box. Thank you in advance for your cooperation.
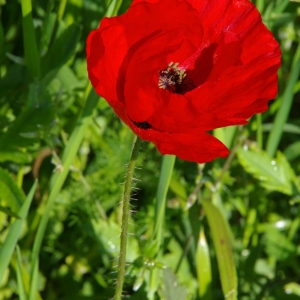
[16,246,27,300]
[149,155,176,299]
[284,141,300,161]
[21,0,40,78]
[159,268,188,300]
[266,42,300,157]
[237,147,297,195]
[0,180,37,285]
[202,199,237,300]
[0,78,56,149]
[264,230,296,261]
[284,283,300,296]
[0,167,25,213]
[0,206,21,219]
[41,23,81,76]
[196,227,212,300]
[0,150,31,164]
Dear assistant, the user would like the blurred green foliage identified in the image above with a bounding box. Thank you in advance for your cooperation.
[0,0,300,299]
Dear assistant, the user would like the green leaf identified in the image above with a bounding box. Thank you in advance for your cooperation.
[264,230,296,261]
[0,150,31,164]
[21,0,40,78]
[202,199,237,300]
[263,123,300,135]
[16,246,27,300]
[266,42,300,157]
[237,147,297,195]
[149,155,176,300]
[0,180,37,285]
[0,206,21,219]
[159,268,188,300]
[284,141,300,161]
[41,23,81,76]
[284,283,300,296]
[0,167,25,212]
[0,76,56,149]
[196,227,212,300]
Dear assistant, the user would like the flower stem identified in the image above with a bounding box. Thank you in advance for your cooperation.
[114,135,143,300]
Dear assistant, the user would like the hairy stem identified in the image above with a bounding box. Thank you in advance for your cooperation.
[114,135,143,300]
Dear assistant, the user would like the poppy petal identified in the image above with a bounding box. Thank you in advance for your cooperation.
[129,123,229,163]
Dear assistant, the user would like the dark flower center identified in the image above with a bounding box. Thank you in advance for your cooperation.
[158,62,195,94]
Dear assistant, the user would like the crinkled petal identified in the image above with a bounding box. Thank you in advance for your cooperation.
[182,0,261,69]
[155,132,229,163]
[124,29,184,122]
[86,23,128,120]
[129,122,229,163]
[118,0,203,49]
[187,0,260,40]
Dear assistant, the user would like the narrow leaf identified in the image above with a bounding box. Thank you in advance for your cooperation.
[41,23,81,76]
[196,227,212,300]
[0,180,37,285]
[0,206,21,219]
[149,155,176,299]
[29,258,39,300]
[16,246,27,300]
[21,0,40,77]
[266,42,300,157]
[202,199,237,300]
[0,167,25,212]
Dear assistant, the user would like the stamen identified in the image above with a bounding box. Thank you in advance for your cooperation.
[158,62,195,94]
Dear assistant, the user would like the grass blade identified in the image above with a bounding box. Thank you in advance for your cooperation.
[149,155,176,300]
[21,0,40,78]
[153,155,176,243]
[0,180,37,285]
[16,246,28,300]
[202,199,237,300]
[266,42,300,157]
[29,258,39,300]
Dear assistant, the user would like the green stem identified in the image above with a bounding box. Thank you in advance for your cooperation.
[256,114,263,149]
[114,136,143,300]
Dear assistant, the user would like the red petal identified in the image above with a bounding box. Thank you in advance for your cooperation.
[155,132,229,163]
[182,0,261,69]
[187,0,260,40]
[118,0,202,49]
[207,31,242,81]
[129,122,229,163]
[124,29,184,122]
[86,23,128,121]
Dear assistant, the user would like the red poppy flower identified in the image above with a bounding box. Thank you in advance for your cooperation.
[86,0,281,163]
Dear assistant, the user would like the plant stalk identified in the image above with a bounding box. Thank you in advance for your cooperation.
[114,135,143,300]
